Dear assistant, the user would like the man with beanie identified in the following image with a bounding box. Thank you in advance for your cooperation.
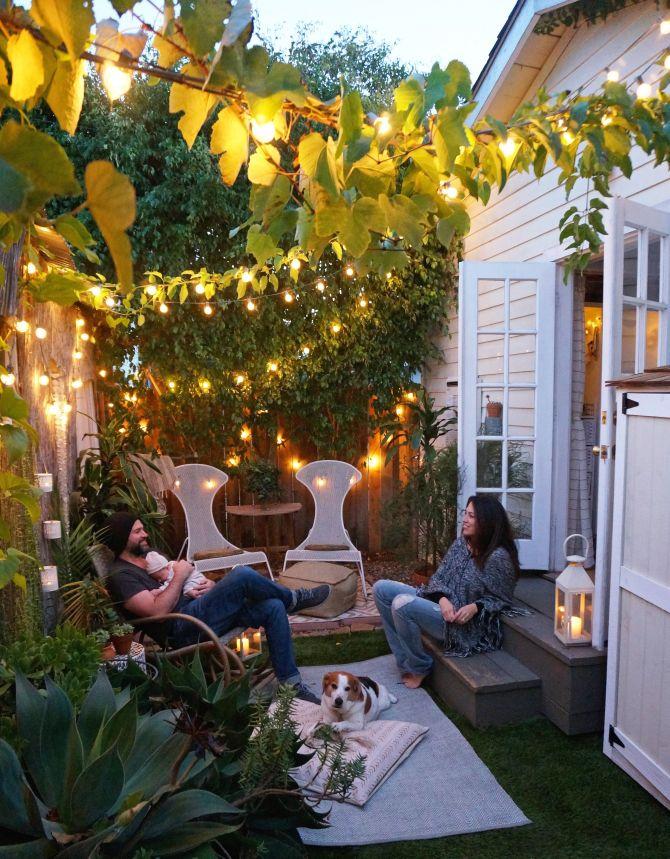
[102,511,329,703]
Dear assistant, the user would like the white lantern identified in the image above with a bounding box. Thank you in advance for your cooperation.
[43,520,62,540]
[36,473,53,492]
[554,534,594,646]
[40,565,59,592]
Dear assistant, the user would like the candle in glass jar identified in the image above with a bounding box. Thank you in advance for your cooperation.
[43,520,62,539]
[235,637,242,652]
[37,473,53,492]
[252,631,261,649]
[570,616,583,638]
[242,636,250,656]
[40,565,59,592]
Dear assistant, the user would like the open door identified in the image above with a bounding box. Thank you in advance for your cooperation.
[458,261,556,569]
[593,198,670,647]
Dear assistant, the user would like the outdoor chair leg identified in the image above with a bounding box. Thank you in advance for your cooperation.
[265,559,275,580]
[358,561,368,600]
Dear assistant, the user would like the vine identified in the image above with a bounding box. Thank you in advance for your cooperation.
[534,0,668,35]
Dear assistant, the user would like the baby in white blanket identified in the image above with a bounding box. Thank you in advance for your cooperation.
[146,551,208,599]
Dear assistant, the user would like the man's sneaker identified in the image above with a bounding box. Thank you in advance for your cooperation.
[290,584,331,613]
[292,682,320,705]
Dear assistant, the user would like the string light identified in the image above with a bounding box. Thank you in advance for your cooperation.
[267,361,278,373]
[15,320,29,333]
[499,137,516,158]
[76,318,85,328]
[250,117,276,143]
[199,379,211,392]
[345,265,355,277]
[25,261,38,276]
[375,114,391,134]
[89,285,102,297]
[0,371,15,386]
[195,283,206,295]
[241,269,252,283]
[395,404,405,418]
[73,350,83,360]
[601,113,613,127]
[284,291,294,303]
[290,258,301,272]
[234,374,245,385]
[316,280,326,292]
[139,419,149,432]
[561,130,575,145]
[240,426,251,441]
[35,327,47,340]
[145,284,158,296]
[246,299,256,312]
[358,296,368,308]
[331,321,341,334]
[606,67,620,82]
[291,458,302,471]
[636,77,652,99]
[661,19,670,35]
[98,369,107,378]
[276,432,284,445]
[301,345,310,356]
[101,60,132,101]
[167,380,176,391]
[39,374,49,386]
[80,332,90,341]
[386,272,392,280]
[104,296,116,308]
[227,455,240,467]
[439,181,458,200]
[404,391,416,402]
[665,54,670,71]
[159,302,168,314]
[203,303,213,315]
[367,453,380,470]
[72,379,83,389]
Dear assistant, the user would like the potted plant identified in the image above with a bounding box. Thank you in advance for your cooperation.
[485,395,503,418]
[242,458,281,507]
[110,620,135,656]
[92,628,116,661]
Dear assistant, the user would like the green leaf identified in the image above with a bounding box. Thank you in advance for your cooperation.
[46,57,85,135]
[438,60,472,107]
[394,77,425,133]
[211,106,249,186]
[0,385,29,422]
[141,790,240,840]
[0,158,29,214]
[434,107,470,172]
[30,0,94,60]
[85,161,136,291]
[298,133,339,198]
[378,194,427,249]
[436,204,470,248]
[29,270,83,305]
[247,225,279,264]
[0,424,29,464]
[181,0,230,56]
[69,746,125,830]
[346,148,395,196]
[0,740,43,837]
[142,822,241,855]
[7,30,44,102]
[77,673,117,759]
[603,126,630,156]
[247,147,280,186]
[339,91,364,145]
[54,213,95,251]
[169,67,218,149]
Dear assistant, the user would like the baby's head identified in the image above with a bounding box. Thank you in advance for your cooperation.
[146,551,171,580]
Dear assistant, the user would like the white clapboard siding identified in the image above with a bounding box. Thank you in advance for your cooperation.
[425,305,458,445]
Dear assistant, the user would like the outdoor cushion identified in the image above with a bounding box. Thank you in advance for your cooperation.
[280,561,357,617]
[192,547,244,561]
[303,543,350,551]
[289,698,428,807]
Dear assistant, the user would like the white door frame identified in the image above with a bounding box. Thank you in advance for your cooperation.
[593,197,670,648]
[458,261,556,569]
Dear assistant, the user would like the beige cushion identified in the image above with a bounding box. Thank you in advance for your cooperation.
[289,699,428,806]
[192,547,243,561]
[279,561,357,618]
[303,543,350,551]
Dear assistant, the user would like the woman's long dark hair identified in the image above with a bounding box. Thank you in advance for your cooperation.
[466,495,521,578]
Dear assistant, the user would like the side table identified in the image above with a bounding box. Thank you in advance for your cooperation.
[226,502,302,553]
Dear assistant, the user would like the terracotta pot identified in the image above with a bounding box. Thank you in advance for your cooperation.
[111,633,134,656]
[100,643,116,661]
[486,401,503,418]
[411,571,431,587]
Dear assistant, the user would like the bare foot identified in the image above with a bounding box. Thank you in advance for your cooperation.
[402,673,427,689]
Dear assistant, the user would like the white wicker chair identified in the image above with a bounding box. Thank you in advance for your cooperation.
[282,459,367,597]
[172,463,273,579]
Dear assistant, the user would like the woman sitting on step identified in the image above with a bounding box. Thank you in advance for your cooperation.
[373,495,520,689]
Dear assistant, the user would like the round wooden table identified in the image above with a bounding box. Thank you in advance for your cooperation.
[226,502,302,553]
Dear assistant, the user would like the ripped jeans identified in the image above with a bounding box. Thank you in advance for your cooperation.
[373,580,446,676]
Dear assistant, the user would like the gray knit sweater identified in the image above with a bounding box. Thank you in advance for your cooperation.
[416,537,518,657]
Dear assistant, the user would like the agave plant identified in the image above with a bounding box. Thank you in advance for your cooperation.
[0,671,240,856]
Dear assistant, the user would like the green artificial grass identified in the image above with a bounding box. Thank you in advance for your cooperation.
[294,631,669,859]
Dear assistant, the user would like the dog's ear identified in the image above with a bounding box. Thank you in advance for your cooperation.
[350,675,364,701]
[322,672,334,694]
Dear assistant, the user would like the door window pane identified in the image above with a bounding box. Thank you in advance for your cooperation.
[477,441,502,488]
[623,232,638,298]
[508,441,534,489]
[478,388,504,436]
[647,233,661,302]
[508,334,536,383]
[509,280,537,330]
[477,279,505,331]
[645,309,659,369]
[477,334,504,384]
[507,492,533,539]
[507,387,535,436]
[621,306,637,374]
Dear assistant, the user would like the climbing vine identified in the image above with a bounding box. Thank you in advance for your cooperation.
[534,0,668,35]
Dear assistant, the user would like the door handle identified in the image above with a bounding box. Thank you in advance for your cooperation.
[592,444,609,461]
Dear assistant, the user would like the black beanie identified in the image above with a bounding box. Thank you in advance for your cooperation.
[100,511,139,558]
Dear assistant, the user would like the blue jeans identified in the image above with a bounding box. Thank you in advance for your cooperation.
[373,579,446,675]
[169,566,301,684]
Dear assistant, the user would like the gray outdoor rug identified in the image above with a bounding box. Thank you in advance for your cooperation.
[296,654,530,847]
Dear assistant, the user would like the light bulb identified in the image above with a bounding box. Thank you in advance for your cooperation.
[118,425,127,434]
[395,404,405,418]
[73,350,83,360]
[25,261,37,276]
[250,118,276,143]
[606,68,620,82]
[404,391,416,402]
[665,54,670,71]
[168,380,176,391]
[227,455,240,468]
[358,296,368,308]
[200,379,211,392]
[205,479,216,489]
[234,374,245,385]
[386,272,392,280]
[15,320,29,333]
[105,296,116,308]
[139,419,149,432]
[39,374,49,386]
[301,345,310,356]
[35,327,47,340]
[72,379,83,390]
[268,361,278,373]
[195,283,206,295]
[276,433,284,445]
[284,291,294,303]
[439,181,458,199]
[661,19,670,35]
[291,458,301,471]
[331,321,342,334]
[241,269,252,283]
[637,78,652,99]
[290,258,301,271]
[345,265,355,277]
[368,453,380,470]
[89,285,102,297]
[145,284,158,296]
[315,280,326,292]
[375,114,391,134]
[108,402,114,409]
[101,61,132,101]
[246,299,256,311]
[203,303,213,315]
[499,138,516,158]
[76,318,85,328]
[46,402,59,417]
[159,302,168,314]
[561,130,575,145]
[601,113,613,127]
[240,427,251,441]
[80,332,90,341]
[63,404,72,416]
[98,369,107,378]
[1,372,15,386]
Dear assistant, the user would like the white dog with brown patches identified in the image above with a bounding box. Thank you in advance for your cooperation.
[320,671,398,732]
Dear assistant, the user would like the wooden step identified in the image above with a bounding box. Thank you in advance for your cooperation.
[504,577,607,735]
[422,635,542,729]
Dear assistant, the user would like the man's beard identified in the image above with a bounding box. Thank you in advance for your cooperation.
[128,539,150,558]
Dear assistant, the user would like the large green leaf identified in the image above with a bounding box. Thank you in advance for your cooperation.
[0,424,29,464]
[181,0,230,57]
[120,733,193,805]
[298,133,339,198]
[125,710,184,777]
[210,106,249,186]
[0,473,41,522]
[0,840,54,857]
[97,696,137,763]
[0,740,43,837]
[338,91,364,146]
[247,224,280,264]
[15,673,48,796]
[84,161,135,290]
[68,745,125,830]
[29,271,83,306]
[142,821,242,855]
[0,384,29,422]
[7,30,44,102]
[0,157,29,213]
[141,790,240,840]
[247,147,280,186]
[46,57,85,135]
[394,77,425,133]
[378,193,427,249]
[30,0,94,60]
[77,672,117,759]
[434,107,471,172]
[169,67,218,149]
[38,677,78,809]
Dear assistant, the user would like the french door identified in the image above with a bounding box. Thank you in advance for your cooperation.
[458,262,556,569]
[593,198,670,647]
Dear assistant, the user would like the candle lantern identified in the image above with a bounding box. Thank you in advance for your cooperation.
[234,628,263,658]
[40,565,59,592]
[36,473,53,492]
[554,534,594,646]
[43,520,62,540]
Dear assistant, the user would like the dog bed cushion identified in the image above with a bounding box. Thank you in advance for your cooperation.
[279,562,358,617]
[289,699,428,807]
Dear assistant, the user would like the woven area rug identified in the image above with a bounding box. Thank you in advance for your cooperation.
[297,654,530,847]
